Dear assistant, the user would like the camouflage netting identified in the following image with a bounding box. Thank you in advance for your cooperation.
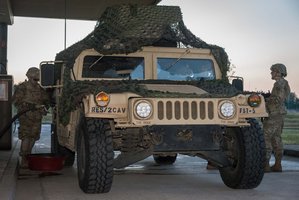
[55,5,236,125]
[56,5,230,79]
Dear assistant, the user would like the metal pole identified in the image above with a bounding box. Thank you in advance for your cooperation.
[0,23,8,74]
[64,0,67,50]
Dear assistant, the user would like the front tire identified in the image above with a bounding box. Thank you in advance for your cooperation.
[219,118,266,189]
[77,118,114,193]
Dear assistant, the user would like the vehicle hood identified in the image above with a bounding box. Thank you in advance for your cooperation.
[141,84,208,95]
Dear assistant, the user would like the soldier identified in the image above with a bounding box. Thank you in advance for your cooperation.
[12,67,50,168]
[263,63,290,172]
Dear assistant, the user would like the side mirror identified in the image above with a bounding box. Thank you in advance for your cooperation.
[40,63,55,87]
[232,77,244,91]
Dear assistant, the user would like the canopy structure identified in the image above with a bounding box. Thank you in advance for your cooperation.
[0,0,161,25]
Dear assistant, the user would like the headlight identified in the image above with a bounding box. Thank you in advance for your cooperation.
[219,101,236,119]
[135,100,152,119]
[247,94,262,107]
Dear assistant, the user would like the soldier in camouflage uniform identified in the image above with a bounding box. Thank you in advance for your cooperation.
[263,63,290,172]
[12,67,50,168]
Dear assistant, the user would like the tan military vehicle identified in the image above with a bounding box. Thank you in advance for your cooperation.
[40,5,268,194]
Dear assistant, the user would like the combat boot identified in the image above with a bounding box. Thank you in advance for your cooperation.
[271,163,282,172]
[271,153,282,172]
[271,159,282,172]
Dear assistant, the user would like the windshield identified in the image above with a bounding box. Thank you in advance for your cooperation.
[157,58,215,81]
[82,55,145,79]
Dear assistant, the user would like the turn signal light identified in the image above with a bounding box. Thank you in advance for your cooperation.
[95,91,110,107]
[247,94,261,107]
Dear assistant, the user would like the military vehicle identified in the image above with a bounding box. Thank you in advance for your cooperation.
[40,5,268,193]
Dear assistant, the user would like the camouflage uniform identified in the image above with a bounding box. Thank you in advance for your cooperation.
[12,67,49,167]
[263,63,290,172]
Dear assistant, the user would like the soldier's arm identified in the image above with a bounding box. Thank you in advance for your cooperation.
[41,87,51,107]
[266,81,285,105]
[12,84,26,107]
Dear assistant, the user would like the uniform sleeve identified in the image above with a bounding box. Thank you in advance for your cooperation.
[266,79,290,114]
[267,82,283,104]
[12,83,25,107]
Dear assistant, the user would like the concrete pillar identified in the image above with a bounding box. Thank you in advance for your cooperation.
[0,23,8,74]
[0,23,11,150]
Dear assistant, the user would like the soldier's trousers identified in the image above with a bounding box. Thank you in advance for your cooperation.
[18,110,43,141]
[263,114,285,161]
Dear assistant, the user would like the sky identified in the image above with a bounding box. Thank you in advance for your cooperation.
[7,0,299,95]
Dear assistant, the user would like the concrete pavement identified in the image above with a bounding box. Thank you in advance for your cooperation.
[1,124,299,199]
[0,137,19,200]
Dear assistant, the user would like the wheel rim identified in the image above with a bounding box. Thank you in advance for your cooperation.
[224,129,240,171]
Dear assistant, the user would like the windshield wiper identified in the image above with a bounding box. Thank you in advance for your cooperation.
[165,48,190,70]
[89,55,104,69]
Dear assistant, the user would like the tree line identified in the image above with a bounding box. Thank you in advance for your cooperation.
[286,92,299,110]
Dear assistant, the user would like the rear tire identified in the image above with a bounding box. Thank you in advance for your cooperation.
[57,145,75,166]
[153,154,177,165]
[77,118,114,193]
[219,118,266,189]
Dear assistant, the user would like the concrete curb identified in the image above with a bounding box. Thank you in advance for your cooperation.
[0,140,19,200]
[284,147,299,157]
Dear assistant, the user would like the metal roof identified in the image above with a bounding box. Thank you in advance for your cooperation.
[0,0,161,25]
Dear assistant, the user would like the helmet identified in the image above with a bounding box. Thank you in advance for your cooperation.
[26,67,40,80]
[270,63,287,77]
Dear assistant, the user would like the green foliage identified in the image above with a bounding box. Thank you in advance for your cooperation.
[282,130,299,144]
[282,112,299,144]
[286,92,299,110]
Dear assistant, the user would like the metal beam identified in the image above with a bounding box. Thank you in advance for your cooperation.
[0,0,13,25]
[0,0,160,24]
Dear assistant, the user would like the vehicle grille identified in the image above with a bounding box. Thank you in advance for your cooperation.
[156,100,215,121]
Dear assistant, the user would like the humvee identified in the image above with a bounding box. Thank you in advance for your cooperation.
[40,5,268,194]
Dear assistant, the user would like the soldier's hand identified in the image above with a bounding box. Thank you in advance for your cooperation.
[261,92,271,99]
[42,107,48,116]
